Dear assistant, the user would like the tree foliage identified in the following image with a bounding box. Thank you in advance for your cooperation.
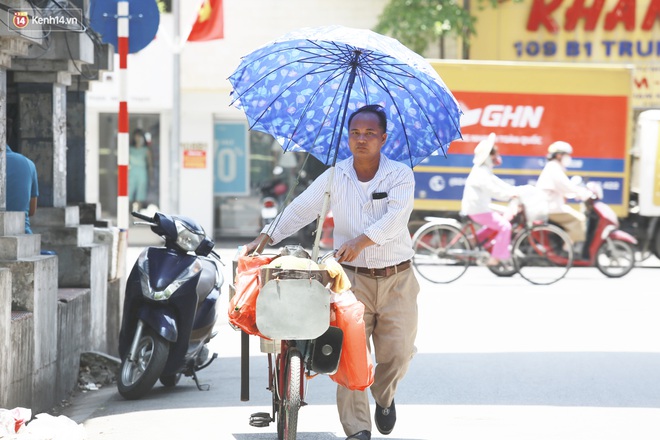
[374,0,508,55]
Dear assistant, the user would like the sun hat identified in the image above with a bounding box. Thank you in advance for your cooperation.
[473,133,496,165]
[547,141,573,159]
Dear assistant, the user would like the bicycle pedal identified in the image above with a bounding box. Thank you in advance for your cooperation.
[249,412,272,428]
[476,257,490,266]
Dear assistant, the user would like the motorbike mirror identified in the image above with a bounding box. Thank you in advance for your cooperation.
[586,181,604,200]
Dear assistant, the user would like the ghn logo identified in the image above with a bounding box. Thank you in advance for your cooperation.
[460,103,545,128]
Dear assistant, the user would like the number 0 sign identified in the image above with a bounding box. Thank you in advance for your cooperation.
[213,121,249,196]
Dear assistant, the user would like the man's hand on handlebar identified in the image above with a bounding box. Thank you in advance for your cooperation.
[244,233,272,255]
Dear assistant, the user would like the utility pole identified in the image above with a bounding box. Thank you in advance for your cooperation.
[171,0,181,214]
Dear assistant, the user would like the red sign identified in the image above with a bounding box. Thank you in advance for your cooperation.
[183,150,207,168]
[451,91,628,160]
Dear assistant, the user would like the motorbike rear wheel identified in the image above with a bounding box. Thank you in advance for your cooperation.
[277,350,302,440]
[118,327,169,400]
[596,239,635,277]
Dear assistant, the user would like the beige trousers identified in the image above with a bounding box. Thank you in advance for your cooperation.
[549,206,587,243]
[336,266,420,436]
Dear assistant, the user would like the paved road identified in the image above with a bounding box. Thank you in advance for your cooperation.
[60,241,660,440]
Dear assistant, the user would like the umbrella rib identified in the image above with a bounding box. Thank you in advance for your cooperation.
[230,40,368,109]
[282,68,350,166]
[359,62,459,157]
[236,59,353,130]
[229,43,354,107]
[359,56,462,144]
[358,65,443,165]
[232,43,363,165]
[360,52,454,106]
[235,40,356,77]
[230,59,345,109]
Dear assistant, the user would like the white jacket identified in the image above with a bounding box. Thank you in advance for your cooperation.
[461,164,517,215]
[536,160,592,214]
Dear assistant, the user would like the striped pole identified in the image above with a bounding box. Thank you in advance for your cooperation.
[117,0,129,230]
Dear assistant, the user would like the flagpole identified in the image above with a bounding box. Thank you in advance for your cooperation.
[171,0,181,215]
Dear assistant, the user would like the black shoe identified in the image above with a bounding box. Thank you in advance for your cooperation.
[375,399,396,435]
[346,430,371,440]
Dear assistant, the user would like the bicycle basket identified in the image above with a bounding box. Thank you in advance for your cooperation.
[256,268,332,340]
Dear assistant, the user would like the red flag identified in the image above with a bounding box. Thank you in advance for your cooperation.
[187,0,224,42]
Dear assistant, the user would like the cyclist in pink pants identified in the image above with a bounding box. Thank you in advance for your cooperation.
[461,133,518,266]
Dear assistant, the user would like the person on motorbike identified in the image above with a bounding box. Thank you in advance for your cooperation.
[461,133,518,267]
[536,141,593,253]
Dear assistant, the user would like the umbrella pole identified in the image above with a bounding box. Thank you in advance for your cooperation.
[312,167,335,261]
[313,52,359,261]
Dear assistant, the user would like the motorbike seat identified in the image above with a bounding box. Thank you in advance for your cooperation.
[196,258,218,302]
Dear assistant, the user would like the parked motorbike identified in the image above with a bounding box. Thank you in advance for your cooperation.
[259,167,289,229]
[118,211,224,400]
[556,180,637,277]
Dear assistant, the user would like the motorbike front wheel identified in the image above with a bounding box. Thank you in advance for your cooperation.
[118,327,169,400]
[596,239,635,278]
[277,350,302,440]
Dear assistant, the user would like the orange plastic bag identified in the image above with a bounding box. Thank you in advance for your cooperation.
[229,253,274,338]
[329,292,374,391]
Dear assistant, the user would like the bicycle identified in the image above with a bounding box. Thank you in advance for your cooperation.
[239,247,342,440]
[412,197,574,285]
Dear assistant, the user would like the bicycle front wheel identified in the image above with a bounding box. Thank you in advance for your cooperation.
[512,224,573,285]
[412,223,471,283]
[277,350,301,440]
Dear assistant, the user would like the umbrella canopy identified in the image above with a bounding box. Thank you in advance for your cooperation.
[228,25,462,168]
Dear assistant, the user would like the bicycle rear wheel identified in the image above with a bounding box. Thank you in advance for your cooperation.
[512,224,573,285]
[412,223,471,283]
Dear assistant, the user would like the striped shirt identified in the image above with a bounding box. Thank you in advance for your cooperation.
[262,154,415,268]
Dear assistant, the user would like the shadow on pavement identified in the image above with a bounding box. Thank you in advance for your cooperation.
[76,350,660,421]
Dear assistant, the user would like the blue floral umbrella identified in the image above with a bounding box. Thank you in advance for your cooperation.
[228,25,462,168]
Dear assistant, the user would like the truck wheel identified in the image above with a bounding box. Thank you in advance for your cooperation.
[653,228,660,260]
[118,327,169,400]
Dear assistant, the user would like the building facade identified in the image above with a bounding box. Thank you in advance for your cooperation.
[85,0,396,239]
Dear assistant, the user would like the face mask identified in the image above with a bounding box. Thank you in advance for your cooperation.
[561,155,572,168]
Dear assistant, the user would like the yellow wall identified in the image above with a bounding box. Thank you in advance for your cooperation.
[430,59,634,96]
[470,0,660,107]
